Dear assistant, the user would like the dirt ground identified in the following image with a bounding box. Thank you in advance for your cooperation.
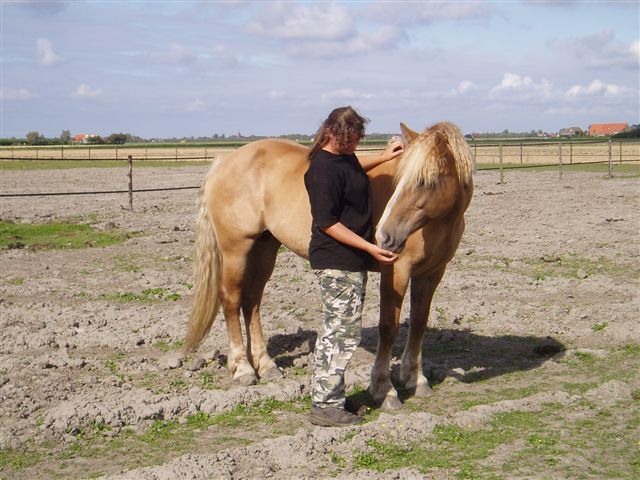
[0,164,638,479]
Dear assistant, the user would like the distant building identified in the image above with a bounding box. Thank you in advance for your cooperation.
[72,133,99,144]
[588,123,628,136]
[559,127,584,137]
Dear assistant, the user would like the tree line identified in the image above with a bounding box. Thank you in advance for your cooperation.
[2,126,637,147]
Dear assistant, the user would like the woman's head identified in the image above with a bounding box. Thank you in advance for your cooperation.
[308,106,369,159]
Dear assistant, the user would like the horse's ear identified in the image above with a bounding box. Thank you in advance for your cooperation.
[400,123,419,142]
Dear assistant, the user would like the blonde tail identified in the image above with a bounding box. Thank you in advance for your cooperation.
[184,188,221,354]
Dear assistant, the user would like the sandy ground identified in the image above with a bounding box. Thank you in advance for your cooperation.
[0,165,638,479]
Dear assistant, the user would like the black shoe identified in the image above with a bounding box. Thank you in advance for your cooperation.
[309,405,363,427]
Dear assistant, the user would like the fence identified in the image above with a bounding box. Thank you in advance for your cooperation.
[1,140,638,208]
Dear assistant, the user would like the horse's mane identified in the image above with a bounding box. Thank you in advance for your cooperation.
[395,122,473,190]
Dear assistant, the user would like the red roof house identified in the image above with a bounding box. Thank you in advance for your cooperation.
[588,123,628,136]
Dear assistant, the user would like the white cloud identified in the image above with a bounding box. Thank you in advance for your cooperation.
[289,25,404,58]
[72,84,103,98]
[184,99,205,112]
[161,43,197,65]
[212,44,239,68]
[0,87,35,100]
[630,40,640,62]
[320,89,374,102]
[450,80,477,96]
[566,79,627,98]
[490,73,555,101]
[268,90,287,100]
[551,30,639,69]
[37,38,61,66]
[416,1,493,22]
[365,1,494,25]
[248,2,354,41]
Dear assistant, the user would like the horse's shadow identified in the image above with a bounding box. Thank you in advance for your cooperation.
[267,322,565,407]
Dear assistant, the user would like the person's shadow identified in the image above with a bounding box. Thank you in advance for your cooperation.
[266,322,565,409]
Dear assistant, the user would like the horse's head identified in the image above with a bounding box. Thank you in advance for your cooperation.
[375,121,473,253]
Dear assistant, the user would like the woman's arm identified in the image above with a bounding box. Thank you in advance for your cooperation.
[321,222,397,265]
[358,139,404,172]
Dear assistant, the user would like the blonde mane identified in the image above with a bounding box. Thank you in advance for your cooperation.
[395,122,473,190]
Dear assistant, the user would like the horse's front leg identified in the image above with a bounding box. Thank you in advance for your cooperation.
[399,267,446,398]
[369,264,410,410]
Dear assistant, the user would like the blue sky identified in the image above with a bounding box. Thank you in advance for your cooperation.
[1,0,638,138]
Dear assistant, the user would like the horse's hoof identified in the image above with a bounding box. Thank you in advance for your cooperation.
[381,396,403,410]
[260,367,283,380]
[234,372,257,386]
[414,383,434,398]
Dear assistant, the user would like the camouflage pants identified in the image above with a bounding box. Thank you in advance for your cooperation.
[311,269,367,408]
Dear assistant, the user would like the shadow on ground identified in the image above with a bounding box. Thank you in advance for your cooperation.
[267,323,565,408]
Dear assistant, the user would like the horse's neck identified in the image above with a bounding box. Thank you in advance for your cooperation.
[369,157,401,227]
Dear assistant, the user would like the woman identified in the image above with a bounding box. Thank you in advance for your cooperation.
[304,106,403,427]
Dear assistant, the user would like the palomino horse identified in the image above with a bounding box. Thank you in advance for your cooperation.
[184,121,473,409]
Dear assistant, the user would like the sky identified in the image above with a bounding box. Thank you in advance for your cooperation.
[1,0,639,139]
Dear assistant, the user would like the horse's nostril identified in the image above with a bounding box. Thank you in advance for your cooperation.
[377,231,390,248]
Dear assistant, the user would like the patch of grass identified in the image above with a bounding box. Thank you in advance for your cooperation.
[209,397,306,427]
[0,220,139,250]
[591,321,608,332]
[139,420,180,444]
[0,447,43,470]
[621,343,640,355]
[99,287,182,303]
[113,255,142,273]
[105,352,126,382]
[153,339,184,352]
[197,370,218,390]
[7,277,24,285]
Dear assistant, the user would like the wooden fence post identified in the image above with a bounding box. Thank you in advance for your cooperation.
[569,142,573,165]
[499,143,504,184]
[88,147,91,160]
[558,143,563,180]
[619,141,623,165]
[128,155,133,211]
[145,147,148,160]
[519,142,523,165]
[608,140,612,178]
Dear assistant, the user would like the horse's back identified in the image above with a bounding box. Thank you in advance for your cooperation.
[204,139,312,257]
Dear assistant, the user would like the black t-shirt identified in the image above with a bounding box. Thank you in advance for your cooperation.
[304,149,374,272]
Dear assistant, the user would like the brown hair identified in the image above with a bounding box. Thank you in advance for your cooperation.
[308,106,369,160]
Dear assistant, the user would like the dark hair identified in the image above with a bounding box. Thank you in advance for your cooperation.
[308,106,369,160]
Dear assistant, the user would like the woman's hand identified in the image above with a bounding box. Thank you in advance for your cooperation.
[382,139,404,161]
[367,244,398,265]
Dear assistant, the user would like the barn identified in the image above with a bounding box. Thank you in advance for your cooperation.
[588,123,628,136]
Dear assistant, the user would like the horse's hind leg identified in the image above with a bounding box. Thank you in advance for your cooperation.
[219,240,259,386]
[399,267,446,397]
[242,232,283,380]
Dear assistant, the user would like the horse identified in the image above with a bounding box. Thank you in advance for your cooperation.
[184,121,474,409]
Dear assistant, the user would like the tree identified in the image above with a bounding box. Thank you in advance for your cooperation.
[26,131,44,145]
[85,135,104,144]
[106,133,127,144]
[60,130,71,144]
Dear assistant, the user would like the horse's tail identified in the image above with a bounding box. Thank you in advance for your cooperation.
[184,187,221,354]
